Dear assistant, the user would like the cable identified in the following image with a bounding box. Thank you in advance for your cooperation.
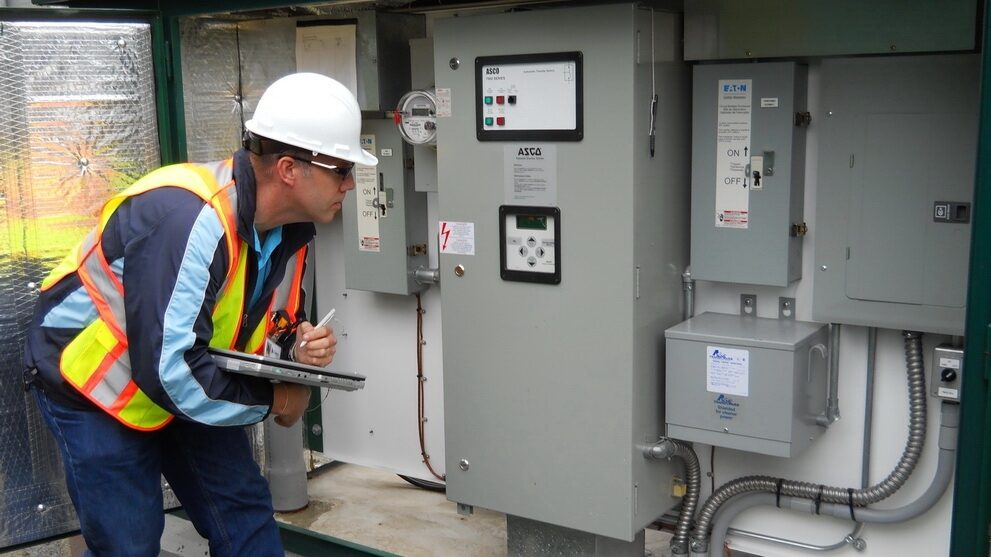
[415,293,445,482]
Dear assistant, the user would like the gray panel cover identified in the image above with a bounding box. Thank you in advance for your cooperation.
[0,21,161,548]
[690,62,806,286]
[812,54,978,334]
[436,5,689,541]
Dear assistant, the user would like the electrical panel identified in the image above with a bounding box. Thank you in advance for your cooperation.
[436,4,689,542]
[665,312,828,458]
[342,119,429,296]
[690,62,808,286]
[812,54,978,334]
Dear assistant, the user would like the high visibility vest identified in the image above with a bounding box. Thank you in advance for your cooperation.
[40,159,308,431]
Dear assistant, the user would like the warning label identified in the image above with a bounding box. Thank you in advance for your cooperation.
[356,134,380,252]
[438,221,475,256]
[715,79,752,229]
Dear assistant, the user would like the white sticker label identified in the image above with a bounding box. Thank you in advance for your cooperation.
[436,88,452,118]
[356,134,380,253]
[380,148,393,157]
[439,221,475,255]
[504,144,557,206]
[715,79,752,229]
[706,345,749,397]
[938,357,961,370]
[760,97,779,108]
[938,387,959,399]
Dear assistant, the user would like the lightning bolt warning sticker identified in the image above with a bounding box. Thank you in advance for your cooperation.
[438,221,475,256]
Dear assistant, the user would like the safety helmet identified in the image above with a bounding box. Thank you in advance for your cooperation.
[245,73,378,166]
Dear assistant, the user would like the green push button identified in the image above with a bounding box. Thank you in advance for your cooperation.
[484,96,493,105]
[484,117,494,126]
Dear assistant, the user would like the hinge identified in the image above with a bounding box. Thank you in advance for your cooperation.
[407,244,428,257]
[790,222,808,237]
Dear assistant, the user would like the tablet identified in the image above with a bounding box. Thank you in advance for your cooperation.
[209,347,365,391]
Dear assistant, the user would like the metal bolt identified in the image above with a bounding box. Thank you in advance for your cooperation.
[723,427,729,433]
[117,38,127,49]
[454,264,465,277]
[449,57,461,70]
[820,265,828,271]
[745,49,752,57]
[459,459,470,471]
[36,504,46,513]
[234,94,242,103]
[827,111,834,117]
[311,424,323,436]
[368,429,374,435]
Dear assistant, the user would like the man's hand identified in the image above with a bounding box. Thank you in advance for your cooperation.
[292,320,337,367]
[272,383,311,427]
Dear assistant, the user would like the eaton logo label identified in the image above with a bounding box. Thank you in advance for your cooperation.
[722,83,748,93]
[714,394,740,420]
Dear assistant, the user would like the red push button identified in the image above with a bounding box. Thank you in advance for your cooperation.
[496,116,506,126]
[496,95,505,105]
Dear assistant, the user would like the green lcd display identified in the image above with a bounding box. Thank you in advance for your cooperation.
[516,215,547,230]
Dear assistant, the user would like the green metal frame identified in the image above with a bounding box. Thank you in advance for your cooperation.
[11,0,991,554]
[950,0,991,554]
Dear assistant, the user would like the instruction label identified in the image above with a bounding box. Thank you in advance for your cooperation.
[435,88,452,118]
[439,221,475,256]
[504,144,557,206]
[706,345,749,397]
[715,79,752,229]
[713,394,740,421]
[356,134,380,252]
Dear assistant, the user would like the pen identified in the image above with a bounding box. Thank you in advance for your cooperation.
[299,308,335,348]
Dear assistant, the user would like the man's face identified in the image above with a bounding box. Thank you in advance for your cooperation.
[292,156,356,224]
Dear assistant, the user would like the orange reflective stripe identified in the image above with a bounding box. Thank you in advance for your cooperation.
[76,263,127,344]
[109,380,139,414]
[285,246,307,316]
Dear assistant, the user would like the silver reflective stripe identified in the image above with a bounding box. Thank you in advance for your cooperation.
[81,250,127,330]
[203,159,233,187]
[271,251,300,311]
[89,352,132,409]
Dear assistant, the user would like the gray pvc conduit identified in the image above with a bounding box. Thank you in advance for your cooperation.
[705,402,958,556]
[690,331,927,554]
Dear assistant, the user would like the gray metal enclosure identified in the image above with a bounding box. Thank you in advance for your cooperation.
[435,4,690,541]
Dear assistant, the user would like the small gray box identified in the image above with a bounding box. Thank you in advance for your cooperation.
[665,312,828,458]
[343,119,428,296]
[690,62,807,286]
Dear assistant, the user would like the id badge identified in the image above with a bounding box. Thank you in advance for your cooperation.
[265,337,282,359]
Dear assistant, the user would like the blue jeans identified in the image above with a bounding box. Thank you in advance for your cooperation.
[33,388,283,557]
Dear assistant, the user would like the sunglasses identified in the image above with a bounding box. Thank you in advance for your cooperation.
[291,156,355,179]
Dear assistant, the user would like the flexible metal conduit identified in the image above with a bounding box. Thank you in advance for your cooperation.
[642,439,701,555]
[707,402,958,556]
[690,331,927,555]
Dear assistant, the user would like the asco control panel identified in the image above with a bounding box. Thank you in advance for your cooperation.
[932,345,963,402]
[500,205,561,284]
[476,52,583,141]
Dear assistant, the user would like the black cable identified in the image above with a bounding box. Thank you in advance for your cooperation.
[847,488,856,521]
[398,474,446,493]
[776,478,784,508]
[710,446,715,494]
[815,484,824,515]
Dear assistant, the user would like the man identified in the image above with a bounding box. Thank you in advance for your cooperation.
[22,73,377,556]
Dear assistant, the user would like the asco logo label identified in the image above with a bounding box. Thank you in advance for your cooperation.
[710,349,733,361]
[714,394,739,420]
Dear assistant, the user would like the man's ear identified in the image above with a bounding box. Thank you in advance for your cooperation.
[275,155,299,186]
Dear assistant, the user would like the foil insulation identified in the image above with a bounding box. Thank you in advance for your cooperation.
[180,17,297,162]
[0,21,160,548]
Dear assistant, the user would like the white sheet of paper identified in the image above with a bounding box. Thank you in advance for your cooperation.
[295,24,358,98]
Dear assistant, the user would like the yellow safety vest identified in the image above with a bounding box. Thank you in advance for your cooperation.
[40,159,307,431]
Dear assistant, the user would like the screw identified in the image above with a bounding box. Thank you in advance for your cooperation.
[745,49,752,57]
[449,57,461,70]
[820,265,828,271]
[454,265,465,277]
[459,459,470,471]
[723,427,729,433]
[368,429,374,435]
[36,504,46,513]
[827,111,834,117]
[311,424,323,436]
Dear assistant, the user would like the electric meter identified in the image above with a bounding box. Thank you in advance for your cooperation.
[395,89,438,145]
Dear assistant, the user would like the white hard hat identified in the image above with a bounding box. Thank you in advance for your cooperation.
[245,73,378,166]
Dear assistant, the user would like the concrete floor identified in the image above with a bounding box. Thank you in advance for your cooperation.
[279,462,674,557]
[2,463,675,557]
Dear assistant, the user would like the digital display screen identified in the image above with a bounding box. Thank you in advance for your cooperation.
[516,215,547,230]
[411,108,432,116]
